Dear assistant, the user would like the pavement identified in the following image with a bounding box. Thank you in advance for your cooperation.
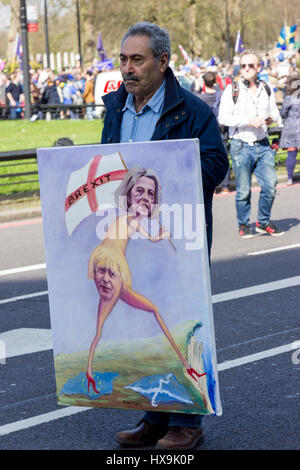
[0,172,296,224]
[0,195,42,223]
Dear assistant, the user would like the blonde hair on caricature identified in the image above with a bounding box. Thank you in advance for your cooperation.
[87,244,132,287]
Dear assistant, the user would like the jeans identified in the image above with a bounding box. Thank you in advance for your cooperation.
[86,103,94,120]
[286,150,298,179]
[143,411,203,429]
[10,101,20,119]
[230,138,277,227]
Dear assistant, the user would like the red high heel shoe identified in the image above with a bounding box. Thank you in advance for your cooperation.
[86,372,100,394]
[187,367,207,382]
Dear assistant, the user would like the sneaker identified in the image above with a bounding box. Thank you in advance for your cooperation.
[255,221,284,236]
[287,179,293,185]
[239,224,253,239]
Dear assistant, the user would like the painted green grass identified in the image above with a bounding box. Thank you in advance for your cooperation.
[0,119,104,195]
[55,321,212,415]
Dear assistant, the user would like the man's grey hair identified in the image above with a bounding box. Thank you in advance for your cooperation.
[121,22,171,63]
[114,166,162,218]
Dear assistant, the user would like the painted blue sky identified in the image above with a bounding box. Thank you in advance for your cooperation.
[37,139,214,356]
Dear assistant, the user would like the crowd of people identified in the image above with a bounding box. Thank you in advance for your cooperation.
[0,43,299,187]
[0,46,299,122]
[0,60,102,121]
[1,20,299,451]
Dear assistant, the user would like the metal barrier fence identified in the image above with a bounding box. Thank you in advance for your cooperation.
[0,149,39,201]
[0,128,283,201]
[0,103,105,120]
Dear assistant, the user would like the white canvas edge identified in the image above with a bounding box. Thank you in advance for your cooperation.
[194,138,222,417]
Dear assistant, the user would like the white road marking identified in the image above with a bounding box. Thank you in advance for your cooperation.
[212,275,300,304]
[0,340,298,436]
[1,275,300,307]
[0,273,299,435]
[0,407,90,436]
[0,328,52,358]
[217,342,300,371]
[0,264,46,277]
[0,291,48,305]
[248,244,300,256]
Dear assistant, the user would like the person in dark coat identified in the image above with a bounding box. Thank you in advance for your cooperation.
[101,33,228,257]
[41,73,61,119]
[100,22,228,451]
[279,76,300,184]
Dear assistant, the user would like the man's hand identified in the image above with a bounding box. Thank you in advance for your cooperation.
[265,117,273,126]
[248,117,265,128]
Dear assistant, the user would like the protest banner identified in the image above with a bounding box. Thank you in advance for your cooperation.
[37,139,222,416]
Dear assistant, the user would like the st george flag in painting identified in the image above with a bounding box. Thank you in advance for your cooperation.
[65,152,127,235]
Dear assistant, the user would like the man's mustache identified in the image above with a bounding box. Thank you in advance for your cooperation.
[123,74,139,81]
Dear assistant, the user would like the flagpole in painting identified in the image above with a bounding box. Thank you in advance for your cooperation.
[20,0,31,120]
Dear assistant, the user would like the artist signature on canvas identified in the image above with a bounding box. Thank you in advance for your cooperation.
[122,400,138,406]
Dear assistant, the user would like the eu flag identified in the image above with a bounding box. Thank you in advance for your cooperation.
[234,31,245,54]
[96,33,108,62]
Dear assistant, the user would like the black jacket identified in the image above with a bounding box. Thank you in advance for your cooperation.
[101,67,228,254]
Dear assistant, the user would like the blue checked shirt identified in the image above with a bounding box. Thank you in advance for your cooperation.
[120,79,166,143]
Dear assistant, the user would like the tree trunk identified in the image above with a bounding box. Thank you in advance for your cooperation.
[7,0,20,62]
[81,0,97,65]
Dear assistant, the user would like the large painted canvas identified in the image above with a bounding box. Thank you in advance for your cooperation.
[37,139,222,416]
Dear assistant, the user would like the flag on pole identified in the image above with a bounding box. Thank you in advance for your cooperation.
[96,59,114,72]
[15,34,23,61]
[96,33,108,62]
[234,31,245,53]
[276,25,298,49]
[11,34,23,72]
[178,45,192,64]
[65,152,127,235]
[207,57,215,66]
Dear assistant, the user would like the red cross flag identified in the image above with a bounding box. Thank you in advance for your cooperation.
[65,152,127,235]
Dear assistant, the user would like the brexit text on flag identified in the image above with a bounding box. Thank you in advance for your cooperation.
[65,152,127,235]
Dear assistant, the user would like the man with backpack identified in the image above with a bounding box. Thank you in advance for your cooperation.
[218,50,284,238]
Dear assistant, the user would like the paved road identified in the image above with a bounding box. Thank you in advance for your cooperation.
[0,181,299,451]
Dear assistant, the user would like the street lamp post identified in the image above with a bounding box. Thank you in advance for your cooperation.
[76,0,82,65]
[20,0,31,120]
[44,0,50,68]
[225,0,231,63]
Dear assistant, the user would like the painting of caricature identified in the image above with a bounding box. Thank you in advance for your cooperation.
[37,140,221,416]
[86,167,204,394]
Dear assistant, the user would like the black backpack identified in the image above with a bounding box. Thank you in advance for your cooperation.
[231,80,271,104]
